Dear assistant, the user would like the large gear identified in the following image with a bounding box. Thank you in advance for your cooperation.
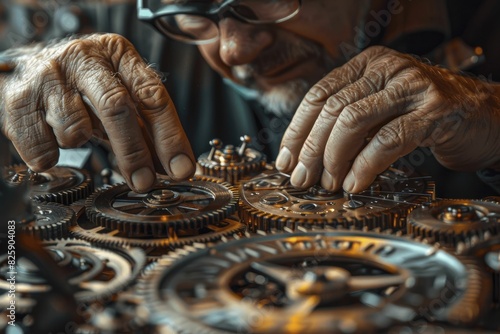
[239,168,435,232]
[0,239,146,314]
[140,230,489,334]
[70,200,245,260]
[19,202,75,240]
[407,199,500,249]
[460,236,500,309]
[85,177,239,237]
[197,135,267,185]
[4,164,94,205]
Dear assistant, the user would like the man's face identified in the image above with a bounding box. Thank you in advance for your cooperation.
[197,0,370,116]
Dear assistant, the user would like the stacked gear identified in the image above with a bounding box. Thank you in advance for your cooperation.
[197,135,267,185]
[238,168,435,232]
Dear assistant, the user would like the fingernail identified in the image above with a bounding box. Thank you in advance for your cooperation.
[170,154,195,180]
[290,162,307,187]
[131,167,155,192]
[343,170,356,193]
[321,169,335,190]
[275,147,291,171]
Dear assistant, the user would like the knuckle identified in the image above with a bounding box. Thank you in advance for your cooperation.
[98,89,133,121]
[120,145,150,165]
[59,121,92,148]
[321,95,347,119]
[138,82,169,113]
[300,139,323,160]
[360,72,384,92]
[303,85,331,106]
[284,122,303,141]
[157,132,186,149]
[374,125,404,151]
[336,105,368,131]
[13,135,58,171]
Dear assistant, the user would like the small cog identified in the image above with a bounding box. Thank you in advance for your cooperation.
[239,169,434,232]
[197,135,267,185]
[4,164,94,205]
[18,202,75,240]
[85,177,239,237]
[407,199,500,249]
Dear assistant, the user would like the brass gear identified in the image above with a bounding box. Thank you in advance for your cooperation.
[19,202,75,240]
[407,199,500,249]
[460,236,500,309]
[139,230,489,333]
[197,135,267,185]
[0,239,146,314]
[4,164,94,205]
[85,177,239,237]
[70,200,245,260]
[239,168,435,232]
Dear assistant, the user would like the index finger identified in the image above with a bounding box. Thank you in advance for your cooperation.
[275,56,367,173]
[99,34,195,181]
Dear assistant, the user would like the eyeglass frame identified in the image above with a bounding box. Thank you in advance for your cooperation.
[137,0,303,44]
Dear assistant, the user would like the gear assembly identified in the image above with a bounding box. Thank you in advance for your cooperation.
[1,134,500,334]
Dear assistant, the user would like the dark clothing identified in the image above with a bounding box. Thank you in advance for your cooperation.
[1,0,499,198]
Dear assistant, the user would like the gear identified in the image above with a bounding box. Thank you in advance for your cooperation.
[460,235,500,309]
[407,199,500,249]
[70,200,245,260]
[19,202,75,240]
[4,164,94,205]
[239,168,435,232]
[0,239,146,314]
[139,230,489,334]
[85,177,239,237]
[197,135,267,185]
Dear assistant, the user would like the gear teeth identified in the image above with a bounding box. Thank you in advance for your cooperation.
[445,257,493,326]
[239,170,433,234]
[459,236,500,308]
[73,180,243,257]
[138,230,484,334]
[4,164,93,205]
[85,178,238,238]
[197,142,267,185]
[408,199,500,250]
[19,202,75,240]
[0,238,146,314]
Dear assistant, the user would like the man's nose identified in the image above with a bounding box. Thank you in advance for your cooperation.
[218,18,273,66]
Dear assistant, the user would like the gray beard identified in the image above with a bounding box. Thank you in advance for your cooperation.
[256,79,310,118]
[231,41,337,118]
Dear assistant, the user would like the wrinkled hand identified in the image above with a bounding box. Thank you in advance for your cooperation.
[0,33,195,192]
[276,46,500,193]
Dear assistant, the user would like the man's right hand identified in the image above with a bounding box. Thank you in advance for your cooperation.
[0,33,195,192]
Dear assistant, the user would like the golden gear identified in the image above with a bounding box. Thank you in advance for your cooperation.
[407,199,500,250]
[197,135,267,185]
[85,176,239,237]
[70,200,245,261]
[139,230,490,333]
[4,164,94,205]
[238,168,435,232]
[19,201,75,240]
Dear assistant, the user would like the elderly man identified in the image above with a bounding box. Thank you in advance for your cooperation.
[1,0,499,197]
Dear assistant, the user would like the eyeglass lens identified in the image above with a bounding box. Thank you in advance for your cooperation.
[155,0,300,44]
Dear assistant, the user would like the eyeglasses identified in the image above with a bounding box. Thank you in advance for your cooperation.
[137,0,302,45]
